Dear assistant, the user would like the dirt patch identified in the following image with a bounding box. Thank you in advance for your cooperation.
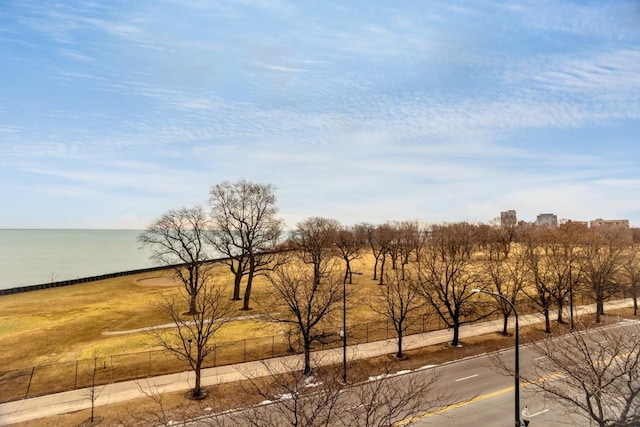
[135,277,180,287]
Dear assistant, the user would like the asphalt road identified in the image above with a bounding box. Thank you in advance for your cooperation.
[196,344,576,426]
[211,319,640,427]
[411,319,640,427]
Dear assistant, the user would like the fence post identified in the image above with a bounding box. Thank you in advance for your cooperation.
[25,367,35,399]
[243,339,247,362]
[213,343,217,367]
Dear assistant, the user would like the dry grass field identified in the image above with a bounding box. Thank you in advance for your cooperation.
[0,254,394,391]
[1,256,383,360]
[0,248,608,405]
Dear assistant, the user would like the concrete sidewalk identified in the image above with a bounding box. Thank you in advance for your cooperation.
[0,299,633,426]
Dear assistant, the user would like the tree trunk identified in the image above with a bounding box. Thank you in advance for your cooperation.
[189,293,197,315]
[313,261,321,288]
[303,342,312,377]
[187,272,198,314]
[634,297,638,316]
[193,358,203,398]
[242,260,256,310]
[557,299,564,323]
[502,313,509,335]
[396,327,404,359]
[596,298,604,323]
[451,323,460,347]
[372,254,379,280]
[344,258,351,285]
[232,269,243,301]
[379,255,386,285]
[544,307,551,333]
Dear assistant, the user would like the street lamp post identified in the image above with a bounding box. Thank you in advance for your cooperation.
[342,276,347,383]
[473,289,521,427]
[569,261,574,331]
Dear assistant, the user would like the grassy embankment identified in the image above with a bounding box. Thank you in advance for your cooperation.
[1,254,436,400]
[0,255,394,368]
[1,248,596,402]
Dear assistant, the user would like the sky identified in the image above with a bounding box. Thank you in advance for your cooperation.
[1,0,640,230]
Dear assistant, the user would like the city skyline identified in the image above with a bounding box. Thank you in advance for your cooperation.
[1,1,640,229]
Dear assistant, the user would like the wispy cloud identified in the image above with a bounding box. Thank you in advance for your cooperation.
[508,0,640,40]
[1,0,639,228]
[252,61,307,73]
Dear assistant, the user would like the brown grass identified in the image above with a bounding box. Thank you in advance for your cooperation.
[0,257,374,368]
[0,254,412,401]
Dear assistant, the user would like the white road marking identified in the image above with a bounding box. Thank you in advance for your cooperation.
[455,374,478,382]
[531,409,549,417]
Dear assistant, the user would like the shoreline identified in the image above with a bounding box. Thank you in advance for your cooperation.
[0,264,175,296]
[0,254,243,296]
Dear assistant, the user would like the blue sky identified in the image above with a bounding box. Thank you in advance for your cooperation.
[1,0,639,229]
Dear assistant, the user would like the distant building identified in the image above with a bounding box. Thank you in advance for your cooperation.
[536,213,558,228]
[500,210,517,227]
[560,220,589,230]
[590,218,629,229]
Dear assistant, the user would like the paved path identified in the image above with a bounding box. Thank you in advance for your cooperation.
[102,313,264,336]
[0,299,633,426]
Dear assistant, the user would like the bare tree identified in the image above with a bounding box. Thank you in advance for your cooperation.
[622,247,640,316]
[209,180,283,310]
[521,227,556,333]
[374,223,394,285]
[231,358,452,427]
[138,206,213,315]
[151,281,234,399]
[338,363,452,427]
[124,380,204,427]
[545,229,575,325]
[83,352,104,424]
[370,267,423,359]
[416,222,488,346]
[396,220,423,280]
[233,359,344,427]
[580,227,629,323]
[382,221,423,280]
[262,262,343,376]
[295,217,340,288]
[361,223,385,281]
[480,225,525,335]
[334,225,364,284]
[521,322,640,427]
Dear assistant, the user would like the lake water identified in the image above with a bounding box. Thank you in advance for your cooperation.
[0,229,157,290]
